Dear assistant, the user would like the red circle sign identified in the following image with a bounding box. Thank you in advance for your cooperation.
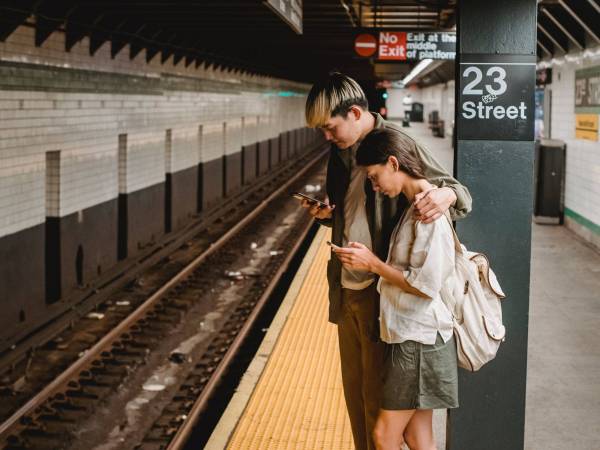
[354,34,377,57]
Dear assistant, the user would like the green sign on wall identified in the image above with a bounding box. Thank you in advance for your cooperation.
[575,65,600,114]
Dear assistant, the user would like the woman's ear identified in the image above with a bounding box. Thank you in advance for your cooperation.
[388,155,399,172]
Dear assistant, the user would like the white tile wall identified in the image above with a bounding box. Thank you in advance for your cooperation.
[388,81,454,136]
[201,121,225,162]
[242,116,258,146]
[548,59,600,230]
[225,117,243,156]
[171,126,200,173]
[0,25,311,239]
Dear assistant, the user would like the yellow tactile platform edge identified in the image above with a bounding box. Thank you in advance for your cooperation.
[207,226,354,450]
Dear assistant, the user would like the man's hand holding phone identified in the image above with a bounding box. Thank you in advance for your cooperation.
[293,192,335,220]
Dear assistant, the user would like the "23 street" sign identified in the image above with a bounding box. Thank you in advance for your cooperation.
[457,54,535,141]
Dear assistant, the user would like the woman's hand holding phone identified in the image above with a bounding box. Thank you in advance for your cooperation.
[330,241,382,273]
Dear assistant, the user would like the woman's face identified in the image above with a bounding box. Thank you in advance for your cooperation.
[364,157,405,197]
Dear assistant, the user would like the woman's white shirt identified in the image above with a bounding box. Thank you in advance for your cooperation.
[377,204,455,345]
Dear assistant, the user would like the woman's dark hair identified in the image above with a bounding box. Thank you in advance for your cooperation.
[356,128,426,179]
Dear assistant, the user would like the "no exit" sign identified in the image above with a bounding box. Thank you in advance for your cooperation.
[378,32,406,60]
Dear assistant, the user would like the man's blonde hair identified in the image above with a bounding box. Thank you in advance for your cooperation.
[305,72,368,128]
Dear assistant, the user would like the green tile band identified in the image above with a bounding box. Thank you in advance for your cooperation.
[565,208,600,235]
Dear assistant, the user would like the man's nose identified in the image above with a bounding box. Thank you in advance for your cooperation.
[323,130,333,141]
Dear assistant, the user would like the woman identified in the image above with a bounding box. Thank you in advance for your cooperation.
[333,128,459,450]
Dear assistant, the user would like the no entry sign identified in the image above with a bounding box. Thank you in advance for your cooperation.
[354,34,377,57]
[457,54,535,140]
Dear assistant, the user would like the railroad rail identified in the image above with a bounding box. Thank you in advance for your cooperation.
[1,145,329,449]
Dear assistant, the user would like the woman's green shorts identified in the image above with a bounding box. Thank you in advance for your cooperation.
[381,333,459,410]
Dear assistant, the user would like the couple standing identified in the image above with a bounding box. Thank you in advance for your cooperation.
[302,73,472,450]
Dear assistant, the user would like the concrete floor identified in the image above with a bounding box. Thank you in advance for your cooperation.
[400,120,600,449]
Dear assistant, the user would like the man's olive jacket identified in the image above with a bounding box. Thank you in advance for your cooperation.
[320,113,472,325]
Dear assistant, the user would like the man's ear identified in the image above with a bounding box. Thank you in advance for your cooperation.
[349,105,362,121]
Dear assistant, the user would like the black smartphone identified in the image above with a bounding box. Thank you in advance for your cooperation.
[292,192,328,208]
[326,240,341,250]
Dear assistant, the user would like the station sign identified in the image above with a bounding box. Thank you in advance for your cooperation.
[265,0,303,34]
[354,31,455,61]
[575,65,600,114]
[457,54,535,141]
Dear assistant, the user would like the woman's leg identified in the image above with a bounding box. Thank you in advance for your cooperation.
[403,409,436,450]
[372,409,415,450]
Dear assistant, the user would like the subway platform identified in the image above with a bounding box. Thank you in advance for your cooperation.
[206,122,600,450]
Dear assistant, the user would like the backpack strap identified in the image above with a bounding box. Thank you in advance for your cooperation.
[443,212,464,255]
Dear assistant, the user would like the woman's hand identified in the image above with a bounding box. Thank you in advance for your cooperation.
[333,242,382,273]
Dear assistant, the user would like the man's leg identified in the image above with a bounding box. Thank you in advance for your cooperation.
[355,285,385,450]
[338,286,384,450]
[337,295,368,450]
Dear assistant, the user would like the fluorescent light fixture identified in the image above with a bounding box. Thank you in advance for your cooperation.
[401,58,433,85]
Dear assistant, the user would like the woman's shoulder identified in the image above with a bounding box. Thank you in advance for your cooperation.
[413,214,454,239]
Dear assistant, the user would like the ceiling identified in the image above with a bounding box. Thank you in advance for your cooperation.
[0,1,598,87]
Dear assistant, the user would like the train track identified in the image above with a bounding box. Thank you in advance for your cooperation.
[1,145,329,449]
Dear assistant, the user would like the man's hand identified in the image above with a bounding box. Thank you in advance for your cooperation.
[333,242,381,273]
[414,186,456,223]
[301,199,335,220]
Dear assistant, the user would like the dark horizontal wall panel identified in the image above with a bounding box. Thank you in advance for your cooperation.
[127,183,165,258]
[295,129,303,154]
[0,224,45,344]
[269,137,280,167]
[170,165,198,232]
[279,132,289,161]
[200,157,224,210]
[286,130,296,156]
[59,199,118,297]
[257,140,270,176]
[242,144,257,185]
[0,60,258,95]
[225,151,242,195]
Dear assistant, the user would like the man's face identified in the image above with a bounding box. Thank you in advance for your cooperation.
[319,108,362,149]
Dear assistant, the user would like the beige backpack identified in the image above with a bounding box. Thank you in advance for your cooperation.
[442,215,507,372]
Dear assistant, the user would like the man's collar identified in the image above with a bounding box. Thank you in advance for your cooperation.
[372,112,385,129]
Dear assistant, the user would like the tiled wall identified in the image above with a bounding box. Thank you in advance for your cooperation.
[0,23,309,239]
[388,81,455,136]
[545,57,600,248]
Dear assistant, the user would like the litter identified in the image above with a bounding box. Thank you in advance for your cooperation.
[224,270,244,281]
[86,312,105,320]
[142,383,166,392]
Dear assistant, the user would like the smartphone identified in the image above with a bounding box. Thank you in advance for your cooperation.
[326,240,341,250]
[292,192,328,208]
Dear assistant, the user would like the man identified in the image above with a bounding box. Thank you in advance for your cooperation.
[302,73,471,450]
